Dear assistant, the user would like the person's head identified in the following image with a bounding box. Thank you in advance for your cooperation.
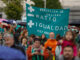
[3,33,14,47]
[41,34,46,39]
[4,27,8,32]
[0,33,2,39]
[22,28,27,32]
[73,30,78,38]
[16,27,22,33]
[33,38,41,48]
[56,34,62,41]
[36,36,40,39]
[49,32,55,39]
[13,24,17,29]
[29,34,35,41]
[24,32,28,37]
[64,31,75,42]
[22,30,28,37]
[21,37,27,44]
[63,45,73,59]
[79,31,80,34]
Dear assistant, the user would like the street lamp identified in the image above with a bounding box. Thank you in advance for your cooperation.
[43,0,46,8]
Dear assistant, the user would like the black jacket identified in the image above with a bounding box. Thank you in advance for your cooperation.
[0,39,4,45]
[40,38,47,45]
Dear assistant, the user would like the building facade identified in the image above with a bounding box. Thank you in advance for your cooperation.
[60,0,80,24]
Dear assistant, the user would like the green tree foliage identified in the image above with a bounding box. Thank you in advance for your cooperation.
[2,0,8,4]
[32,0,44,8]
[2,0,23,20]
[46,0,62,9]
[0,8,4,12]
[32,0,62,9]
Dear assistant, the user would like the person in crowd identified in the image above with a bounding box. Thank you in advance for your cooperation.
[27,38,49,60]
[4,24,15,34]
[36,36,40,39]
[73,30,77,38]
[21,27,27,36]
[78,47,80,59]
[58,45,79,60]
[3,33,26,55]
[21,37,28,50]
[55,34,62,60]
[46,47,53,60]
[9,24,15,34]
[45,32,57,56]
[0,33,4,45]
[22,30,28,38]
[55,45,62,60]
[76,30,80,47]
[40,34,47,46]
[3,27,10,34]
[13,24,17,32]
[0,46,26,60]
[56,34,62,41]
[19,30,28,42]
[0,23,2,28]
[58,31,77,57]
[0,24,4,33]
[27,34,35,46]
[14,27,22,45]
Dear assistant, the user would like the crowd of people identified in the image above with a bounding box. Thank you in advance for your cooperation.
[0,23,80,60]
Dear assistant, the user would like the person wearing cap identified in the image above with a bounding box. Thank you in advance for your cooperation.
[27,38,49,60]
